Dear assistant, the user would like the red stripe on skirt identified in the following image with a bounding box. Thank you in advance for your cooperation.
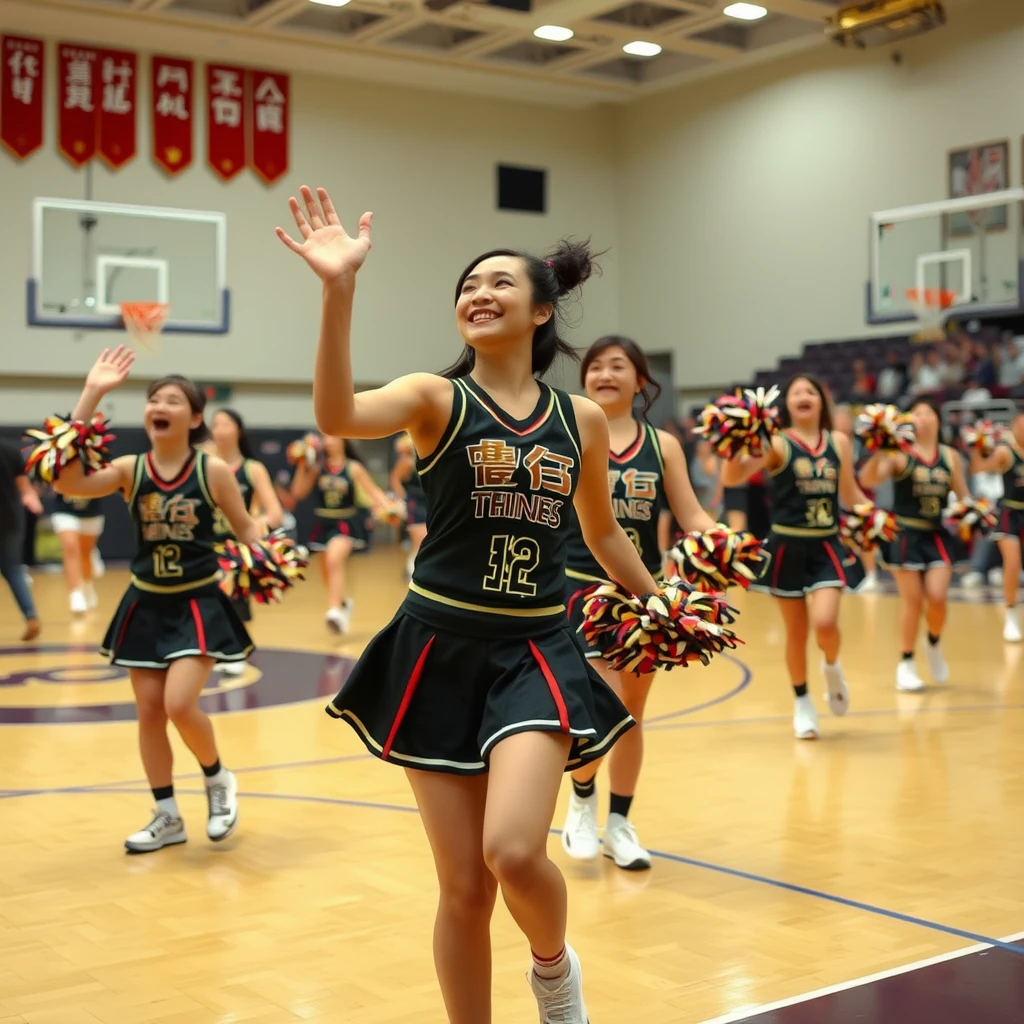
[115,601,138,654]
[528,640,570,733]
[190,599,208,655]
[772,544,787,590]
[933,533,951,566]
[822,541,847,587]
[382,635,436,759]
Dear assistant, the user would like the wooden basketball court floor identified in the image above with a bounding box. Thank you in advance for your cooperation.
[2,545,1023,1023]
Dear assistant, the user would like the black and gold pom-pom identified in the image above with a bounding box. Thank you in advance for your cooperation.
[839,503,898,554]
[854,404,915,454]
[23,413,115,483]
[666,526,769,592]
[218,533,309,604]
[694,386,781,460]
[942,497,997,543]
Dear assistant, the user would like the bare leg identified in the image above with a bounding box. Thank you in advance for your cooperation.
[922,565,952,638]
[808,587,841,664]
[998,538,1021,609]
[776,597,809,687]
[163,656,218,767]
[892,569,924,652]
[58,530,83,594]
[324,535,353,608]
[405,770,495,1024]
[130,669,172,789]
[78,534,97,584]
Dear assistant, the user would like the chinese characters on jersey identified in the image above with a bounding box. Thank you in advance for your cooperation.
[467,439,574,528]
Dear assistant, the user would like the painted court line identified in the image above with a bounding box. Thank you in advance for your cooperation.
[697,930,1024,1023]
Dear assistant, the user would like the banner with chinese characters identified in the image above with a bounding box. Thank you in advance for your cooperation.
[206,64,246,181]
[151,56,192,175]
[249,70,288,184]
[97,48,136,168]
[1,35,44,160]
[57,43,99,167]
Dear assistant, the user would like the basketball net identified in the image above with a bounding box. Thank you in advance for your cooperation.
[121,301,169,354]
[905,288,956,344]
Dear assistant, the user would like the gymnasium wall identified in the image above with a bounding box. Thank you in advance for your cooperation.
[614,0,1024,391]
[0,55,620,424]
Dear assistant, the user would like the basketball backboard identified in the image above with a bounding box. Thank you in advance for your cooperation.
[867,188,1024,327]
[28,198,229,334]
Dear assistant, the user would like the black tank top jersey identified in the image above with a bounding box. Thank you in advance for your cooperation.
[564,422,666,582]
[1001,444,1024,509]
[128,450,222,592]
[892,446,955,530]
[315,461,358,520]
[767,432,841,536]
[404,461,427,504]
[54,493,101,517]
[408,376,582,638]
[212,460,254,538]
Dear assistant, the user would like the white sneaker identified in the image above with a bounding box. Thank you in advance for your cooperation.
[896,659,925,692]
[602,813,650,871]
[960,571,984,589]
[206,770,238,841]
[857,572,881,593]
[91,548,106,579]
[84,582,98,610]
[125,811,187,853]
[822,660,849,717]
[793,694,819,740]
[215,661,246,677]
[561,791,600,861]
[69,588,88,614]
[529,944,589,1024]
[1003,608,1022,643]
[988,568,1004,586]
[325,599,354,635]
[924,640,949,684]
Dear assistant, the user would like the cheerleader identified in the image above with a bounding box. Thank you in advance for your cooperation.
[276,186,673,1023]
[286,434,387,634]
[207,409,284,674]
[722,375,869,739]
[561,335,716,871]
[0,438,42,641]
[51,492,105,613]
[50,349,269,853]
[860,398,970,690]
[967,410,1024,642]
[390,432,428,578]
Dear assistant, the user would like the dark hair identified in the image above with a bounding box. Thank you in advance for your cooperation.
[777,374,833,432]
[440,239,601,380]
[212,407,254,460]
[146,374,209,446]
[580,335,662,422]
[321,434,366,467]
[908,396,943,424]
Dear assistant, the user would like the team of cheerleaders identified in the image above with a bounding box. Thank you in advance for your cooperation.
[20,185,1024,1024]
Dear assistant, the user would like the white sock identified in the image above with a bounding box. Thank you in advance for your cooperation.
[532,947,569,981]
[156,796,179,818]
[204,767,230,788]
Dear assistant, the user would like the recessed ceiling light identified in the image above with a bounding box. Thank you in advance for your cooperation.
[723,3,768,19]
[309,0,352,7]
[622,40,662,56]
[534,25,575,41]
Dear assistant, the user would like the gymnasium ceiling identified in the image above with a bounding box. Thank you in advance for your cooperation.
[7,0,845,106]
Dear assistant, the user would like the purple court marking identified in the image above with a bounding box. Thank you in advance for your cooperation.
[646,652,751,724]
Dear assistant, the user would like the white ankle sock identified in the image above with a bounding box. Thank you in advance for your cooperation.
[532,947,569,981]
[156,796,179,818]
[204,767,230,788]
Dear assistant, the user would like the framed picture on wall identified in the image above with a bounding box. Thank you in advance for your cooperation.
[947,140,1010,236]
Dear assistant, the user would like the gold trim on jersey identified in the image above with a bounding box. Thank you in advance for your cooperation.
[771,524,839,537]
[1003,500,1024,510]
[420,381,467,476]
[896,515,937,530]
[566,568,608,584]
[195,452,216,509]
[769,436,792,477]
[128,454,146,504]
[130,570,224,593]
[314,507,358,519]
[408,581,564,617]
[648,425,665,475]
[553,391,581,466]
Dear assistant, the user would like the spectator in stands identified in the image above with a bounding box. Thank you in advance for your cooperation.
[911,347,945,394]
[849,359,876,400]
[877,349,907,400]
[0,438,42,642]
[941,340,965,386]
[999,335,1024,389]
[972,341,997,390]
[961,376,992,406]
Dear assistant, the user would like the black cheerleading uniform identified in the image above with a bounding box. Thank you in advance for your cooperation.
[564,422,665,657]
[753,431,864,598]
[992,443,1024,543]
[212,460,256,622]
[403,462,428,527]
[325,376,634,776]
[53,493,103,518]
[880,445,960,571]
[100,451,253,669]
[308,460,368,551]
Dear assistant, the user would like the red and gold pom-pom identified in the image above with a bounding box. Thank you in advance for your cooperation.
[666,526,769,592]
[581,579,741,675]
[960,420,1002,458]
[694,385,781,459]
[218,533,309,604]
[373,494,408,526]
[286,433,322,468]
[854,403,915,454]
[942,497,998,544]
[22,413,115,484]
[839,503,898,554]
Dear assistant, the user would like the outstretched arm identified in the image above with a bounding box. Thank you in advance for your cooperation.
[657,429,716,534]
[833,432,872,508]
[349,461,389,509]
[247,461,284,531]
[948,449,971,501]
[858,450,903,490]
[719,434,784,488]
[206,457,264,546]
[969,446,1012,476]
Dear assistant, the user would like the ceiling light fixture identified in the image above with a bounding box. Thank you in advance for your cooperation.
[534,25,575,41]
[723,3,768,20]
[622,40,662,56]
[309,0,352,7]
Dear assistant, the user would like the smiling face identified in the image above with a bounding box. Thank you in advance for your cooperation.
[785,377,824,428]
[583,345,641,413]
[455,256,552,354]
[910,401,940,442]
[144,384,202,446]
[210,410,240,451]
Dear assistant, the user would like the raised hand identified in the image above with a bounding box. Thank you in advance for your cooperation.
[276,186,372,285]
[84,345,135,396]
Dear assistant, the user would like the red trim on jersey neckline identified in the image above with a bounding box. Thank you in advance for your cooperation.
[609,422,644,464]
[907,444,941,468]
[785,429,827,457]
[463,378,552,437]
[145,451,197,492]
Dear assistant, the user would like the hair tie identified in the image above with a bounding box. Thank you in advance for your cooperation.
[545,259,554,267]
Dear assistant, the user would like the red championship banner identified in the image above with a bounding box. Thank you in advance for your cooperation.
[97,48,136,169]
[249,70,288,185]
[57,43,99,167]
[151,56,192,176]
[1,35,44,160]
[206,64,246,181]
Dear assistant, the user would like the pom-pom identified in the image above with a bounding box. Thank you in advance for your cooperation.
[581,578,741,674]
[286,433,322,468]
[942,497,998,543]
[839,503,898,554]
[218,533,309,604]
[694,385,781,459]
[22,413,115,484]
[853,403,915,454]
[666,526,769,592]
[373,493,408,526]
[960,420,1002,458]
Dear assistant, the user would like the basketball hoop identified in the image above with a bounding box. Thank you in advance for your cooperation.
[120,301,169,353]
[905,288,956,343]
